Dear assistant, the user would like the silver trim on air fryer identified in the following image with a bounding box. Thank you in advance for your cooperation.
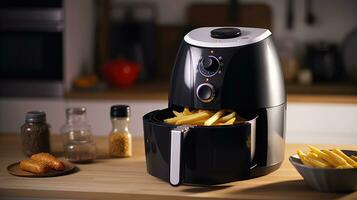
[249,117,257,161]
[196,83,215,103]
[184,27,272,48]
[170,126,190,186]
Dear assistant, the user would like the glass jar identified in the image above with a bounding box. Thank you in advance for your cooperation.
[60,107,96,163]
[21,111,50,157]
[109,105,132,157]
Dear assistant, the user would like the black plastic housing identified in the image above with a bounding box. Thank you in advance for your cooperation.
[143,30,286,185]
[169,36,286,110]
[143,104,285,185]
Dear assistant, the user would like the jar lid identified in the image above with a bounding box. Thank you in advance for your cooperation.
[66,107,86,115]
[25,111,46,123]
[111,105,130,118]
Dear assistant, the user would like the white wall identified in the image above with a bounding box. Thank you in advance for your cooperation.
[286,103,357,144]
[1,98,356,145]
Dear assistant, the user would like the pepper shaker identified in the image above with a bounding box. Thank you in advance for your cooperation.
[21,111,50,157]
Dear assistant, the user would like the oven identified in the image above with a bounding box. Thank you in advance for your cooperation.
[0,0,64,97]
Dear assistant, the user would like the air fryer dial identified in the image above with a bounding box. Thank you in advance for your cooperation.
[196,83,215,103]
[199,56,220,77]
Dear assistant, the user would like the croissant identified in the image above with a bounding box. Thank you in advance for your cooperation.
[20,159,49,174]
[31,153,65,171]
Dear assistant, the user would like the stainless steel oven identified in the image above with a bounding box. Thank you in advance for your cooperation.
[0,0,64,97]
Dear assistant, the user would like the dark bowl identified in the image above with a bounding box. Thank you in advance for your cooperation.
[289,150,357,193]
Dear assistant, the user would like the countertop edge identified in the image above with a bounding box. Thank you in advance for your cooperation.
[0,188,237,200]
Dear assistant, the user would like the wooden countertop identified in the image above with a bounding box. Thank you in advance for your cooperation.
[0,134,356,200]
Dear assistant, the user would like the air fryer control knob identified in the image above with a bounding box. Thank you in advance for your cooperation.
[210,27,241,39]
[199,56,220,77]
[196,83,215,103]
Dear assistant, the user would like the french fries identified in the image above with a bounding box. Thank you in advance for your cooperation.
[176,112,210,125]
[306,151,332,167]
[182,108,192,116]
[204,111,224,126]
[351,155,357,162]
[321,149,349,166]
[298,150,329,168]
[164,108,240,126]
[164,117,180,124]
[216,112,236,123]
[172,110,183,117]
[332,149,356,165]
[223,117,236,125]
[308,145,338,167]
[297,145,357,169]
[297,150,313,167]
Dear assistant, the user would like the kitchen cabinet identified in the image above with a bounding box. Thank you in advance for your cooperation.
[0,134,356,199]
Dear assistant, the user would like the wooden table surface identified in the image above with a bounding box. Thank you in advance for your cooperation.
[0,134,356,200]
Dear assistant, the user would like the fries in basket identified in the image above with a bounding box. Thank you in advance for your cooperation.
[164,107,242,126]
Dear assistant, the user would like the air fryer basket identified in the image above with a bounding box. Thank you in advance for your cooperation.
[144,108,253,185]
[143,106,285,185]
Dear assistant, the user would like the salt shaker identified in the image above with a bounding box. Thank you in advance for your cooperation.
[109,105,132,157]
[60,107,96,163]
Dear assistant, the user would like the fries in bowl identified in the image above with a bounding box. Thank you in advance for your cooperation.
[297,145,357,169]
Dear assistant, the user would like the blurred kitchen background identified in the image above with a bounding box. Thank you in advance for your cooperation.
[0,0,356,144]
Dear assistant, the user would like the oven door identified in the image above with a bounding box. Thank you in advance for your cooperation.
[0,8,64,97]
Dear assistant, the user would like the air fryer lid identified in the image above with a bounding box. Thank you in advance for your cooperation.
[184,27,272,48]
[169,27,286,110]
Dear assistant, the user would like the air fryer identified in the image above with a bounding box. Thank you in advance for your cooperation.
[143,27,286,186]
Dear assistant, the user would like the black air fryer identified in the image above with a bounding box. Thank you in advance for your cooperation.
[143,27,286,186]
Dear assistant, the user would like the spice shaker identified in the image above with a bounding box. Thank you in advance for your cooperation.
[21,111,50,157]
[60,107,96,163]
[109,105,132,157]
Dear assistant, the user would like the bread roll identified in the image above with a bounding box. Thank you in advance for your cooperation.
[20,159,49,174]
[31,153,65,171]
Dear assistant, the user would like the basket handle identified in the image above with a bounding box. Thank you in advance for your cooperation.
[169,126,190,186]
